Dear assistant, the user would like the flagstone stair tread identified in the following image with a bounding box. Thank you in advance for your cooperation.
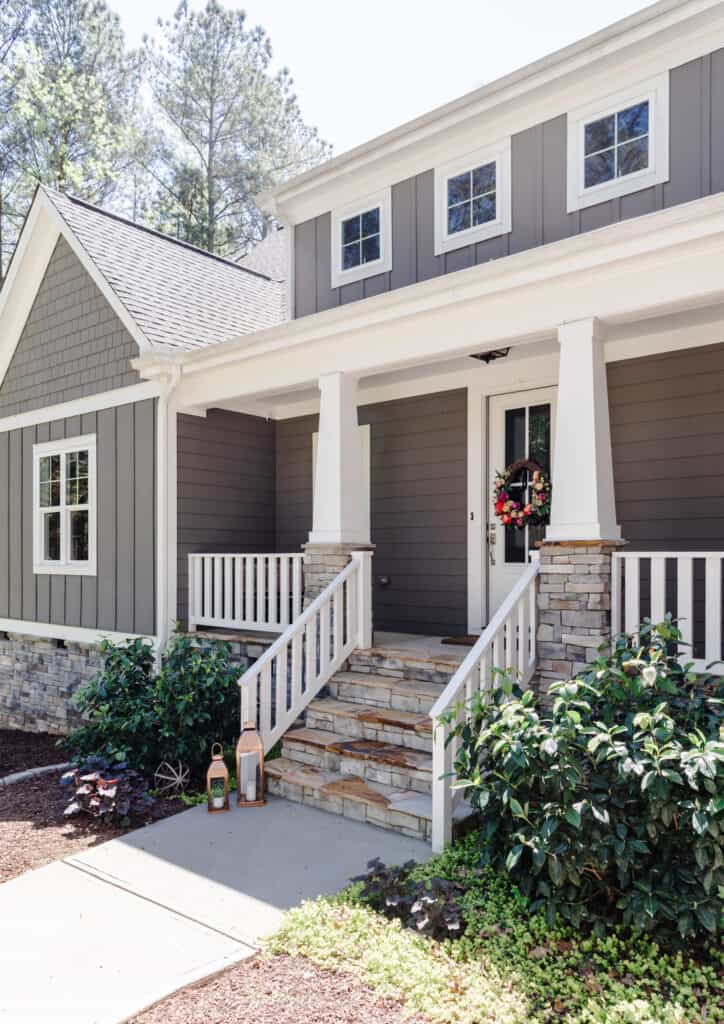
[307,697,433,733]
[284,729,433,773]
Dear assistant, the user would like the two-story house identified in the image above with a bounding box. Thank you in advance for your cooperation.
[1,0,723,847]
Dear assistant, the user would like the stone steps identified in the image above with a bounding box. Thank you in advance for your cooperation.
[326,671,443,714]
[347,647,461,686]
[282,726,432,792]
[305,697,432,752]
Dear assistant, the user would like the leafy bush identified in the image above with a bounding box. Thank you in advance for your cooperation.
[64,633,242,784]
[60,756,155,827]
[446,618,724,940]
[352,857,465,939]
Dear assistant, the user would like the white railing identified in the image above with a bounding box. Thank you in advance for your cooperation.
[238,550,372,753]
[188,553,304,634]
[429,559,540,853]
[612,551,724,675]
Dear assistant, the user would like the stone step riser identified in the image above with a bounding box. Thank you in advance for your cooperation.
[266,773,432,841]
[347,653,458,687]
[306,709,432,753]
[326,679,433,714]
[281,739,431,794]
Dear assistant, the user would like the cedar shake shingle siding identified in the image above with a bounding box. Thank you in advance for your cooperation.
[0,237,139,417]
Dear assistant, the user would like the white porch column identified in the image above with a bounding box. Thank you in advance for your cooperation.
[547,317,621,542]
[309,371,369,545]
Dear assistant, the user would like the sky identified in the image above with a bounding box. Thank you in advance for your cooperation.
[117,0,658,156]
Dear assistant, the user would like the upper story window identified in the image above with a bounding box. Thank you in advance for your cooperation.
[33,434,96,576]
[567,73,669,212]
[331,188,392,288]
[434,139,511,255]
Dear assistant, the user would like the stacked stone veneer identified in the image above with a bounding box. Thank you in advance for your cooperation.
[0,632,103,734]
[536,541,622,692]
[302,543,374,603]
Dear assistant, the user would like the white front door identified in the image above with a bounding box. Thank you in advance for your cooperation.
[488,388,556,616]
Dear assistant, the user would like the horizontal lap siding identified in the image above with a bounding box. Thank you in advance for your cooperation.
[294,50,724,317]
[177,410,275,627]
[0,237,139,417]
[275,391,468,636]
[0,399,157,635]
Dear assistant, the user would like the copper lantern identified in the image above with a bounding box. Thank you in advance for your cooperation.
[236,722,265,807]
[206,742,230,813]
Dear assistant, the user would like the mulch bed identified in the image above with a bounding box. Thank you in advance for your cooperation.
[0,771,185,884]
[132,953,424,1024]
[0,728,66,776]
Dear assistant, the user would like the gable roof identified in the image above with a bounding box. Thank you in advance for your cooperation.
[238,227,288,283]
[42,189,285,354]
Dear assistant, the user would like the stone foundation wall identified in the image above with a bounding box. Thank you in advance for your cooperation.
[302,543,374,604]
[536,541,621,693]
[0,632,103,735]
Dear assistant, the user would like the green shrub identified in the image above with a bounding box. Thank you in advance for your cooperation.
[446,618,724,940]
[64,633,242,784]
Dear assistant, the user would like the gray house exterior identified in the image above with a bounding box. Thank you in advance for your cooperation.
[1,0,724,741]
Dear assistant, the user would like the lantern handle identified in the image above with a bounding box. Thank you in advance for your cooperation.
[211,742,224,759]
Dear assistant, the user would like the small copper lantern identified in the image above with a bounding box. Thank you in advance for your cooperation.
[236,716,265,807]
[206,743,230,813]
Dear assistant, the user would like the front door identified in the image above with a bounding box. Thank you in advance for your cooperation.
[488,388,556,616]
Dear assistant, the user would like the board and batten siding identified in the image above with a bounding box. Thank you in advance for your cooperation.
[275,390,468,636]
[0,236,139,418]
[295,51,724,317]
[0,399,157,635]
[177,409,276,627]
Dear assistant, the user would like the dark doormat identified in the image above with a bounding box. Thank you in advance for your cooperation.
[440,635,479,646]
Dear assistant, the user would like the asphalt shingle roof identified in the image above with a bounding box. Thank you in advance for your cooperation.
[44,188,286,354]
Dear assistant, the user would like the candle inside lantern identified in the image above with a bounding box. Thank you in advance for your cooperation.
[239,751,257,802]
[245,779,257,802]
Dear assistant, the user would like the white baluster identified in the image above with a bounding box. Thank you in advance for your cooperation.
[203,556,212,623]
[224,556,233,625]
[257,556,267,627]
[650,556,666,625]
[624,556,640,637]
[279,556,290,628]
[677,557,694,664]
[269,556,278,628]
[705,556,722,668]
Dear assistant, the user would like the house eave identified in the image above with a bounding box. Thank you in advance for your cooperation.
[261,0,724,225]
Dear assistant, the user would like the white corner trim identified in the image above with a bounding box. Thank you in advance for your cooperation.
[0,381,161,435]
[566,72,670,213]
[32,433,97,577]
[330,187,392,289]
[0,618,155,647]
[434,138,512,255]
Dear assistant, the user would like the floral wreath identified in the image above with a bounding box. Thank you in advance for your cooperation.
[493,459,552,530]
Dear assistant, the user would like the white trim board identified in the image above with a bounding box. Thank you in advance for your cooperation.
[0,382,162,435]
[0,618,155,647]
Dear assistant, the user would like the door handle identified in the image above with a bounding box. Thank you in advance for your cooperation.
[487,523,496,565]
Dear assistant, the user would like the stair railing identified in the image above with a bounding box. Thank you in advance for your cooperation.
[238,550,372,753]
[429,558,540,852]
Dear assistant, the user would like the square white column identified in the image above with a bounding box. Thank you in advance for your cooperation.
[546,318,621,542]
[309,371,370,545]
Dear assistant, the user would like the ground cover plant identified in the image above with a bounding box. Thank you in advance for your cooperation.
[62,633,243,787]
[270,834,724,1024]
[447,619,723,941]
[60,757,155,827]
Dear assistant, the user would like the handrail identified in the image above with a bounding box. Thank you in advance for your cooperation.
[429,559,540,852]
[238,550,372,753]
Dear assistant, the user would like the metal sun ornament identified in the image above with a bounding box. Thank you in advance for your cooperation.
[206,743,230,813]
[153,761,191,797]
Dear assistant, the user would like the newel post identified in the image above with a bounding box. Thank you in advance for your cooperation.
[351,550,373,649]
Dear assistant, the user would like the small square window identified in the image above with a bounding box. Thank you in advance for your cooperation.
[33,435,96,576]
[331,189,392,288]
[567,74,669,212]
[434,140,511,255]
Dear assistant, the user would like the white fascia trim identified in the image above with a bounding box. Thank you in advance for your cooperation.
[0,381,162,435]
[166,191,724,381]
[263,1,723,223]
[434,138,511,255]
[330,188,392,289]
[567,72,670,213]
[0,618,155,647]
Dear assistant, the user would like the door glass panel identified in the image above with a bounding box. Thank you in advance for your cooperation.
[504,407,527,564]
[529,404,551,474]
[501,403,552,564]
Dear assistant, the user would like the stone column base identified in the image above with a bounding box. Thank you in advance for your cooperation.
[536,540,624,692]
[302,542,375,604]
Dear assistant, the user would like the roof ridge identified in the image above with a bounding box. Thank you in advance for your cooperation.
[42,186,278,285]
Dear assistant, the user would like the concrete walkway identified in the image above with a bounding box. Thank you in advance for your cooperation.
[0,795,430,1024]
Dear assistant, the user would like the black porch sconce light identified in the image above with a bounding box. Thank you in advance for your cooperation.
[470,347,511,364]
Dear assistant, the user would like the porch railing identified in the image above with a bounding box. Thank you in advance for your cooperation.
[612,551,724,675]
[428,558,540,853]
[238,550,373,753]
[188,553,304,634]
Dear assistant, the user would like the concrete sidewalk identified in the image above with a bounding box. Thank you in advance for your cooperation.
[0,795,430,1023]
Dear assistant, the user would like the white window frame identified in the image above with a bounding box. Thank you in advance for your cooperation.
[33,434,97,576]
[330,188,392,289]
[566,73,670,213]
[434,138,512,256]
